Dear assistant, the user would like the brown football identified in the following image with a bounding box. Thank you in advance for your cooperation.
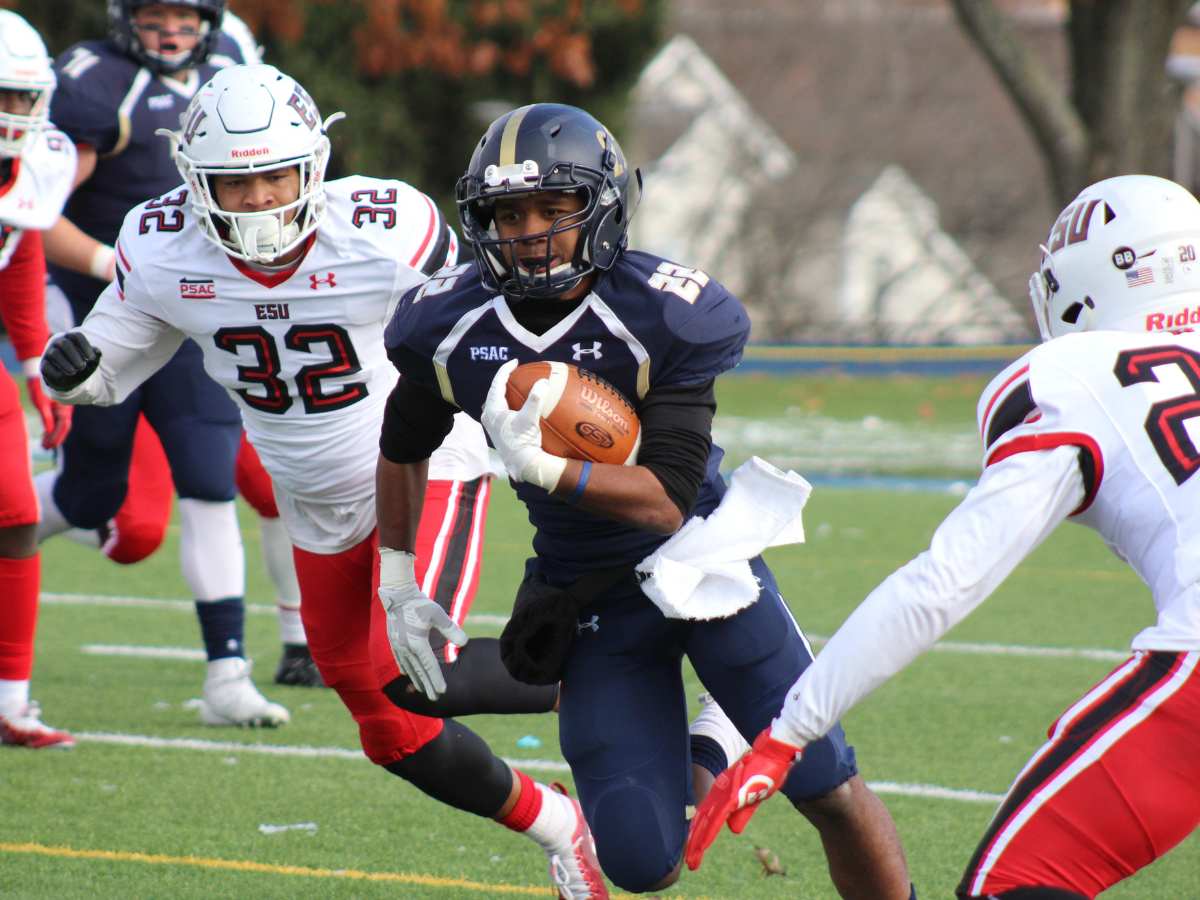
[505,361,641,465]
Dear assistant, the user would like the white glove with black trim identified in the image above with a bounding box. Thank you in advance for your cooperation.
[481,359,567,491]
[378,547,467,700]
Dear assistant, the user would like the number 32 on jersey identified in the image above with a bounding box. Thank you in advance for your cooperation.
[214,324,366,415]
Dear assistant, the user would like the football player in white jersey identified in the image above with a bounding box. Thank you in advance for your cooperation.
[40,64,608,898]
[686,174,1200,899]
[0,10,77,748]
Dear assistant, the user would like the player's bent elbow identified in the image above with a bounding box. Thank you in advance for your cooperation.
[642,500,684,535]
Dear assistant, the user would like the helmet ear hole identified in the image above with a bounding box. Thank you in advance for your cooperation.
[1061,302,1085,325]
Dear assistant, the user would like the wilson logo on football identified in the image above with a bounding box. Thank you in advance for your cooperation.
[179,277,216,300]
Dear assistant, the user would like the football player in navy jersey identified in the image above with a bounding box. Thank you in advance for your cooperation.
[378,103,914,897]
[33,1,293,724]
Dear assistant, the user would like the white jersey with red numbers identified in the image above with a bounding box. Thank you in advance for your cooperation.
[980,329,1200,650]
[0,127,75,268]
[46,175,490,553]
[773,328,1200,749]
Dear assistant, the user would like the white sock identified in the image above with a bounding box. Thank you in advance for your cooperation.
[258,516,305,643]
[34,470,70,542]
[178,498,245,600]
[0,678,31,716]
[524,784,576,850]
[64,526,102,549]
[690,692,750,766]
[277,604,305,645]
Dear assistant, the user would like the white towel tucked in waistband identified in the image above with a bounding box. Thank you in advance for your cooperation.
[635,456,811,620]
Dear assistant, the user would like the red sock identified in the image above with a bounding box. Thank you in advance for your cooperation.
[0,554,40,680]
[498,769,543,832]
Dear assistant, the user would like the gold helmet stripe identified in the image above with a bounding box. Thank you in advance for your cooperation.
[498,105,534,167]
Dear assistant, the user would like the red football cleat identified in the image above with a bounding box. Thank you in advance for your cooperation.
[0,702,75,749]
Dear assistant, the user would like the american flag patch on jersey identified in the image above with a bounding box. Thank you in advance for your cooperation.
[179,277,216,300]
[1125,267,1154,287]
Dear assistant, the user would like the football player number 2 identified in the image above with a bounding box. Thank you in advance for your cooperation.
[214,324,367,415]
[1115,345,1200,485]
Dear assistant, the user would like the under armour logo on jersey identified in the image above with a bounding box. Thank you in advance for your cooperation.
[309,272,337,290]
[572,341,602,360]
[577,614,599,634]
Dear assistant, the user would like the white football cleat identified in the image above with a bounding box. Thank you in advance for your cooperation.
[199,657,290,727]
[545,783,608,900]
[0,701,75,749]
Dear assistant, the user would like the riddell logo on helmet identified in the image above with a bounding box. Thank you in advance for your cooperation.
[1146,307,1200,330]
[230,146,271,159]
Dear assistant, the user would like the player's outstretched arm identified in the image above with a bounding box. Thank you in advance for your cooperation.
[688,444,1088,871]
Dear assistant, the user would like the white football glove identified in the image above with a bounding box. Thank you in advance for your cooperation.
[481,359,568,492]
[377,547,467,701]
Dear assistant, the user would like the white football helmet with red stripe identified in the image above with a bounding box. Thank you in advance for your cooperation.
[1030,175,1200,340]
[0,11,55,158]
[158,64,344,263]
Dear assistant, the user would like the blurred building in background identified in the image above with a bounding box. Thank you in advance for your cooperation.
[629,0,1068,344]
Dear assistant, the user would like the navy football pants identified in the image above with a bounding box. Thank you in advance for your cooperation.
[557,555,857,892]
[53,339,241,528]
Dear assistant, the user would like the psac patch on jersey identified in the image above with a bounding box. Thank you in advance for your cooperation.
[179,277,216,300]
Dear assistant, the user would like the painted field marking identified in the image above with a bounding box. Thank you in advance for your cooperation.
[0,841,557,895]
[71,731,1000,804]
[52,592,1127,664]
[75,730,571,773]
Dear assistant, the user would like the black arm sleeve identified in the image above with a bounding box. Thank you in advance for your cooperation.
[637,379,716,519]
[379,375,458,464]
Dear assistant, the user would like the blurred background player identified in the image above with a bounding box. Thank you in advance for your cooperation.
[40,64,607,898]
[685,175,1200,900]
[33,1,306,718]
[0,10,77,748]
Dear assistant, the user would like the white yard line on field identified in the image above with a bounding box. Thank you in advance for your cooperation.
[54,591,1128,664]
[73,731,1002,805]
[73,730,571,773]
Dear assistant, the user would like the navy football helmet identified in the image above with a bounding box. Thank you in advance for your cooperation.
[107,0,225,74]
[456,103,640,301]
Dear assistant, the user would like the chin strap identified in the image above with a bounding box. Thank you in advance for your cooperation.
[234,213,301,263]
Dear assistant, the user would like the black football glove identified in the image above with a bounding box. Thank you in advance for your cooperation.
[41,332,102,392]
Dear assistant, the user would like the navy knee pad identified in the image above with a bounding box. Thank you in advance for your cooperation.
[587,782,681,893]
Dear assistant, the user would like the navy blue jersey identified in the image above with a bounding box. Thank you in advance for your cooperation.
[385,251,751,578]
[48,34,253,315]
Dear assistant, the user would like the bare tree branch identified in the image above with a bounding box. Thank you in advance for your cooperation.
[950,0,1087,204]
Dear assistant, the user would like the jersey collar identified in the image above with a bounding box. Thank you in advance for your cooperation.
[226,232,317,288]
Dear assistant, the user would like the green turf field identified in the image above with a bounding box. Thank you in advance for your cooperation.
[5,372,1197,898]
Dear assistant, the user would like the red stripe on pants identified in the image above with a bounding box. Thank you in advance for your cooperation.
[965,652,1200,898]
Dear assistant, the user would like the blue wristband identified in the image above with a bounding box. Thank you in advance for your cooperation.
[566,461,592,504]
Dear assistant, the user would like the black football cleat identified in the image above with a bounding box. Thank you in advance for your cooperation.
[273,643,326,688]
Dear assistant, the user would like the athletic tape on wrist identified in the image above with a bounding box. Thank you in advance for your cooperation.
[89,244,116,282]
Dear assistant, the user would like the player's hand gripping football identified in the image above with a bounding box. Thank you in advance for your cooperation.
[41,332,102,393]
[481,359,567,492]
[23,362,71,448]
[377,547,468,701]
[685,728,803,871]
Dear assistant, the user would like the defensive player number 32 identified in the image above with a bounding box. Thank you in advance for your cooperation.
[214,323,367,415]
